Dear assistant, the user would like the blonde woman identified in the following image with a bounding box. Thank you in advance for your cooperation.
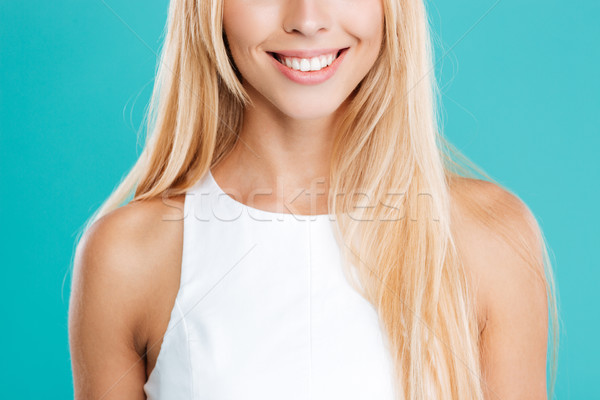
[68,0,559,399]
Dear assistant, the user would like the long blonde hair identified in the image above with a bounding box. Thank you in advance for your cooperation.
[78,0,559,398]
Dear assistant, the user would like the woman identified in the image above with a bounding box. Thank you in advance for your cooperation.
[68,0,559,399]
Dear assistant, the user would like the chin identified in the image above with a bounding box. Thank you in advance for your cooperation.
[280,104,341,121]
[271,93,348,121]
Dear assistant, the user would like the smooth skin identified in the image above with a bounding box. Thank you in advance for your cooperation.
[69,0,549,398]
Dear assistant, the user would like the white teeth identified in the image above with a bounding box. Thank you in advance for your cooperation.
[292,58,300,70]
[276,51,339,72]
[319,54,328,67]
[300,58,311,71]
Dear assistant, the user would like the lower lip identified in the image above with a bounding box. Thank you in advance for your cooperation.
[269,48,349,85]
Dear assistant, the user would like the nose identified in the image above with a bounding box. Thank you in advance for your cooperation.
[281,0,332,37]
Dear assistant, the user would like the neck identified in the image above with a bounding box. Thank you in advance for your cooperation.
[211,90,346,215]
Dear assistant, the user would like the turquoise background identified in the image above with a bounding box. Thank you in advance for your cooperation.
[1,1,597,398]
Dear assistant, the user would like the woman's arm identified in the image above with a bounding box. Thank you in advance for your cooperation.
[478,194,548,400]
[452,179,550,400]
[68,197,185,399]
[69,209,149,399]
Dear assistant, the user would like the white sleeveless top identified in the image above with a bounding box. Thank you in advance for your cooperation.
[143,170,397,399]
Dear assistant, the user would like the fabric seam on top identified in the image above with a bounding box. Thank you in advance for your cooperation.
[175,298,193,399]
[181,186,194,399]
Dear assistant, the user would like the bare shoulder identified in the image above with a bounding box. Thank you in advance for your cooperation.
[448,175,539,232]
[78,193,186,271]
[69,193,185,398]
[448,176,550,398]
[73,193,186,339]
[447,175,544,299]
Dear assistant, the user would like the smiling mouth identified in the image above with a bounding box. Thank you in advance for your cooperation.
[267,48,348,71]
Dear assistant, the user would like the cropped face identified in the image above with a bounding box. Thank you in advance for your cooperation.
[222,0,385,120]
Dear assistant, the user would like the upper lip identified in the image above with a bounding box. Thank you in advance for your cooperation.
[269,47,348,58]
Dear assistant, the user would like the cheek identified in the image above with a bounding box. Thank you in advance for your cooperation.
[223,1,277,58]
[222,6,252,57]
[340,0,384,45]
